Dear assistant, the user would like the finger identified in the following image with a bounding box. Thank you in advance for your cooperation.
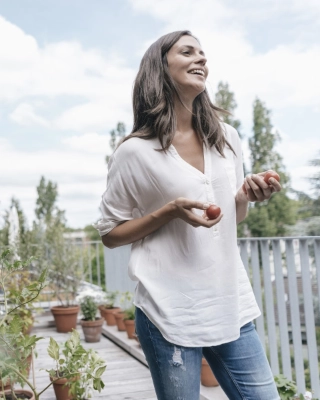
[205,213,223,227]
[186,210,223,227]
[251,174,272,198]
[176,197,210,210]
[246,175,265,201]
[242,182,247,194]
[268,178,282,192]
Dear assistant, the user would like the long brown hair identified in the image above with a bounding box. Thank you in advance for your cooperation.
[123,30,232,156]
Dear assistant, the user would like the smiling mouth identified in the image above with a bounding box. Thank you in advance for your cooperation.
[188,69,205,76]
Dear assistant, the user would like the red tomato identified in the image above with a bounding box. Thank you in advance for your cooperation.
[206,205,221,220]
[264,171,280,184]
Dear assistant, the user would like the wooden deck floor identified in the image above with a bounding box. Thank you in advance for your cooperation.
[29,325,157,400]
[24,318,228,399]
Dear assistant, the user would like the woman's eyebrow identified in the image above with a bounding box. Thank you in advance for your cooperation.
[178,45,206,56]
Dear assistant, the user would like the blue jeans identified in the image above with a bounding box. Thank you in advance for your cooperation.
[135,307,280,400]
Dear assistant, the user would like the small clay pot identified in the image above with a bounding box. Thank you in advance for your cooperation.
[0,378,11,391]
[80,317,104,342]
[201,358,219,387]
[50,376,76,400]
[51,305,79,333]
[99,306,120,326]
[113,310,126,331]
[123,319,135,339]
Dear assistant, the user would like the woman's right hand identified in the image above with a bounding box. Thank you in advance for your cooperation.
[168,197,223,228]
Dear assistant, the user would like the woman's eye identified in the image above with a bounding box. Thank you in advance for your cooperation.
[183,51,190,55]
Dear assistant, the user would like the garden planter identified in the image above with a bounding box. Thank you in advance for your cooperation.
[201,358,219,387]
[80,318,104,342]
[113,310,126,331]
[3,389,35,399]
[123,319,135,339]
[0,378,11,390]
[99,306,120,326]
[50,376,75,400]
[51,305,79,333]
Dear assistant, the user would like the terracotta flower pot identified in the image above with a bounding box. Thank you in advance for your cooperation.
[123,319,135,339]
[0,378,11,391]
[3,389,35,399]
[201,358,219,387]
[113,310,126,331]
[80,317,104,342]
[51,305,80,333]
[99,306,120,326]
[50,376,75,400]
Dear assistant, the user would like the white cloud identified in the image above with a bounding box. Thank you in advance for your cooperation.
[0,137,108,227]
[9,103,50,127]
[0,15,135,131]
[128,0,320,123]
[63,132,112,154]
[55,101,133,132]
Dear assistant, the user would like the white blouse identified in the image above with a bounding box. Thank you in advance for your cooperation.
[95,123,260,347]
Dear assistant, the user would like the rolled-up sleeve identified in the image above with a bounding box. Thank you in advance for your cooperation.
[94,154,137,237]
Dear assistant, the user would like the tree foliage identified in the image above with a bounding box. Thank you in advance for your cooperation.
[215,81,241,137]
[240,98,298,237]
[105,122,126,164]
[35,176,65,225]
[309,152,320,216]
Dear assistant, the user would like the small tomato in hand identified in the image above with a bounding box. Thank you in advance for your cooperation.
[206,205,221,220]
[264,171,280,184]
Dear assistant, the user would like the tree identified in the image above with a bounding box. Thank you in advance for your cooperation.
[34,176,65,226]
[309,152,320,216]
[240,98,298,237]
[105,122,126,164]
[215,81,242,137]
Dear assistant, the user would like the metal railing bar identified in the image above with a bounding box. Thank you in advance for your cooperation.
[261,239,279,375]
[250,240,266,349]
[272,239,292,379]
[286,239,306,394]
[299,239,320,397]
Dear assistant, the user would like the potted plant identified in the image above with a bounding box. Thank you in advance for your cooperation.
[123,305,136,339]
[77,295,104,343]
[6,269,37,335]
[47,329,106,400]
[0,249,46,400]
[113,291,133,332]
[274,374,316,400]
[200,358,219,387]
[99,290,120,326]
[46,224,82,333]
[0,249,106,400]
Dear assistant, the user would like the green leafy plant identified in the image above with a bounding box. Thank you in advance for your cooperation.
[123,305,135,321]
[80,296,98,321]
[102,290,119,308]
[47,329,106,399]
[274,374,318,400]
[45,225,83,307]
[0,249,47,399]
[0,248,107,400]
[275,374,298,400]
[119,291,133,310]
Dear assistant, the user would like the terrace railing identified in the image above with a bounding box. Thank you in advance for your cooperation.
[103,236,320,397]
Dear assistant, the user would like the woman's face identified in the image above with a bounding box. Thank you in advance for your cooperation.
[166,35,208,98]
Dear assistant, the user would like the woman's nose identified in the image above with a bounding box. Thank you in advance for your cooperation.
[196,55,207,66]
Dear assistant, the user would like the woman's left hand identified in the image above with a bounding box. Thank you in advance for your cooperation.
[242,171,282,202]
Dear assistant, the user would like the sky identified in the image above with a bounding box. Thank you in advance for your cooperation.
[0,0,319,229]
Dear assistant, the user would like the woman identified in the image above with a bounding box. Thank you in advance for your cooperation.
[96,31,281,400]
